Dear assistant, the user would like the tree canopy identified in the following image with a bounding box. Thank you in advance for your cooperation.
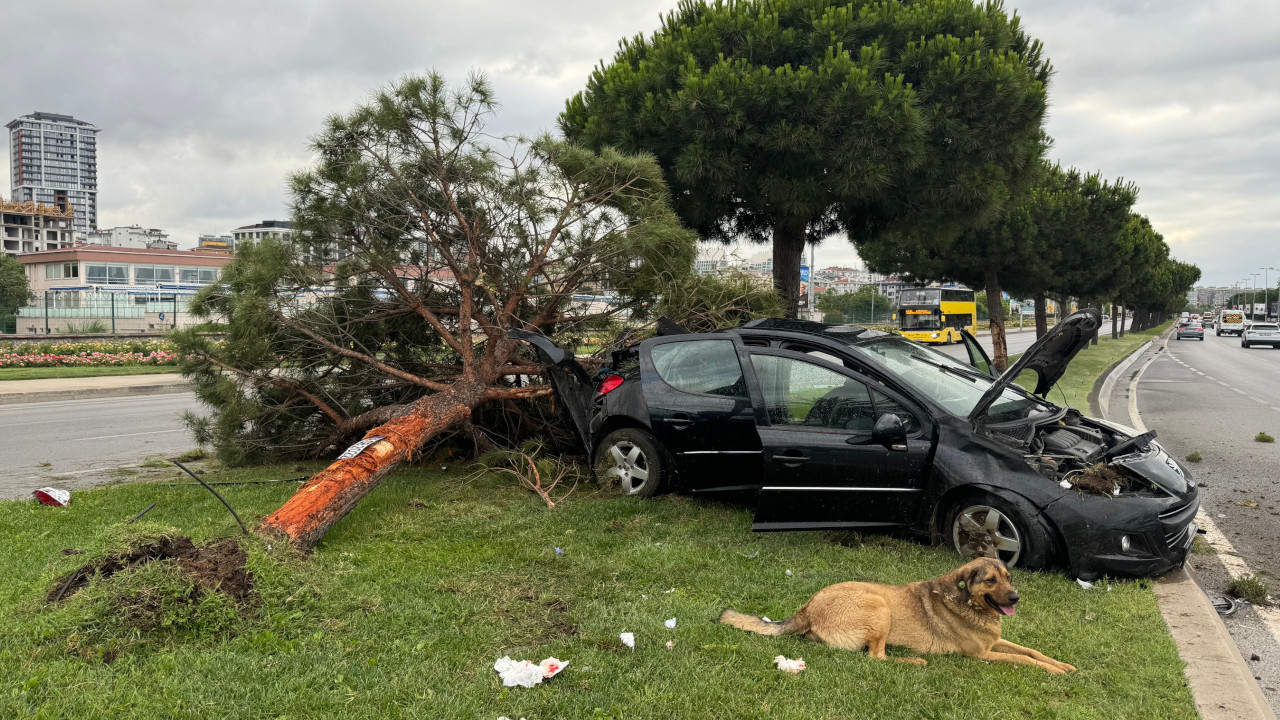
[561,0,1051,318]
[0,254,32,319]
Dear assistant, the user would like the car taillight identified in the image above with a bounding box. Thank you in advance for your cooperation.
[595,374,624,400]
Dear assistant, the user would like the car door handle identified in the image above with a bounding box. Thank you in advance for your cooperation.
[771,450,811,466]
[666,413,693,429]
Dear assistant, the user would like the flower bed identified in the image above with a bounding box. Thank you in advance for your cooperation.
[0,338,175,356]
[0,350,181,368]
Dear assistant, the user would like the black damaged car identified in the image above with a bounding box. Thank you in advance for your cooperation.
[511,309,1198,580]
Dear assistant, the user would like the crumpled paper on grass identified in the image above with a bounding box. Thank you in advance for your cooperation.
[620,632,635,649]
[493,656,567,688]
[33,488,71,507]
[773,655,806,674]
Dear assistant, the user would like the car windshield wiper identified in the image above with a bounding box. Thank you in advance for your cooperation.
[908,354,990,383]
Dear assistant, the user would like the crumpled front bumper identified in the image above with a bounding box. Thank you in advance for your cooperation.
[1044,488,1199,581]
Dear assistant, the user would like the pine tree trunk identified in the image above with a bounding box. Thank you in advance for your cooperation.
[1034,295,1048,338]
[985,269,1009,373]
[1111,303,1118,340]
[1118,304,1125,337]
[257,381,488,549]
[772,219,808,320]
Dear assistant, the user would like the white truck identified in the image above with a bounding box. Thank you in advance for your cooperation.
[1217,310,1245,336]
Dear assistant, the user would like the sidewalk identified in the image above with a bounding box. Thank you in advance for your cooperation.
[1099,330,1277,720]
[0,373,190,405]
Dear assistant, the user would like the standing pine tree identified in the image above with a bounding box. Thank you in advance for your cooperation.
[562,0,1051,318]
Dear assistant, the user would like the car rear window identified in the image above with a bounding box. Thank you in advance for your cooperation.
[1252,324,1278,330]
[650,340,748,397]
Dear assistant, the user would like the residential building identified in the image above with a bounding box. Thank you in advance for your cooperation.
[15,246,232,334]
[1,196,76,258]
[231,219,294,244]
[194,234,234,256]
[85,224,176,250]
[6,112,99,237]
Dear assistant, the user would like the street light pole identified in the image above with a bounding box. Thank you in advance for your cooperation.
[1264,267,1279,320]
[1251,273,1261,320]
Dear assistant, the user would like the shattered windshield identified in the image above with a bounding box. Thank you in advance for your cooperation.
[852,337,1052,420]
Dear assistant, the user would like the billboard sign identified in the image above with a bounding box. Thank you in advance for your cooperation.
[799,265,810,310]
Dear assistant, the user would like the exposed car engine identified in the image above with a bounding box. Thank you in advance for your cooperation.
[986,410,1160,495]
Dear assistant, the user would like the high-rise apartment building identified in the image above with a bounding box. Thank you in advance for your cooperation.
[6,112,99,238]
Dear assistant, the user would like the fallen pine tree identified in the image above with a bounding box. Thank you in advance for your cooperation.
[175,73,778,549]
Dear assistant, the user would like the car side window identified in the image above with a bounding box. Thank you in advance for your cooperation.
[650,340,748,397]
[749,354,875,431]
[871,389,921,434]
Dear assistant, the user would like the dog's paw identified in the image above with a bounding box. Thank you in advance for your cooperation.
[897,657,928,666]
[1056,662,1077,673]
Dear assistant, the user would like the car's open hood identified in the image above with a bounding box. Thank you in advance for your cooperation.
[967,309,1103,421]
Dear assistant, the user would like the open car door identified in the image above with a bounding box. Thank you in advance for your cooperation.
[959,330,995,377]
[507,330,594,454]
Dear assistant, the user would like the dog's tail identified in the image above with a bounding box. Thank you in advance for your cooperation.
[719,608,809,637]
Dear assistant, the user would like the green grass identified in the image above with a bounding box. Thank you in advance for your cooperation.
[0,463,1196,719]
[1226,575,1271,605]
[1184,452,1203,463]
[0,365,181,381]
[1256,432,1274,443]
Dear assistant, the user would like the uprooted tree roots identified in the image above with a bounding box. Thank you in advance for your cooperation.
[1071,463,1132,496]
[49,535,252,604]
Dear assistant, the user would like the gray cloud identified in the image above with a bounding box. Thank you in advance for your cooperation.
[2,0,1274,288]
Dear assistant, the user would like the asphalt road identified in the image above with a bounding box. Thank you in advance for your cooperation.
[1135,329,1280,711]
[0,392,202,499]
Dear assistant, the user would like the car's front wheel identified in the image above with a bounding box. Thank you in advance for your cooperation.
[946,493,1054,570]
[593,428,668,497]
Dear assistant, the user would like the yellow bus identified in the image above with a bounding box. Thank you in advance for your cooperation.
[895,287,977,344]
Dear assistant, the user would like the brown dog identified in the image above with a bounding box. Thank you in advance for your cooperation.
[719,557,1076,674]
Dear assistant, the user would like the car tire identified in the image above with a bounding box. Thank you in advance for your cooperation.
[945,492,1055,571]
[1243,341,1250,348]
[593,428,668,498]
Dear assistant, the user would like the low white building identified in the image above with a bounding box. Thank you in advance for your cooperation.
[86,225,176,250]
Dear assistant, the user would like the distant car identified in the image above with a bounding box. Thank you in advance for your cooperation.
[1175,322,1204,341]
[1217,311,1245,336]
[513,309,1198,580]
[1242,323,1280,349]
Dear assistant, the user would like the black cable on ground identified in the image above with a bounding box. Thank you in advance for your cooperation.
[125,502,157,525]
[163,476,309,487]
[172,461,249,535]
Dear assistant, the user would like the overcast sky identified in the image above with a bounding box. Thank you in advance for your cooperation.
[4,0,1276,289]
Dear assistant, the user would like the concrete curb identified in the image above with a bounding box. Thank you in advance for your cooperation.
[0,381,190,405]
[1093,339,1152,419]
[1099,328,1277,720]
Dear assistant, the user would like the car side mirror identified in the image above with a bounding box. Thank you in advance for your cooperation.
[872,413,908,451]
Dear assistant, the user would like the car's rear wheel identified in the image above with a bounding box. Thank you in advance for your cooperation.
[946,493,1054,570]
[1243,340,1250,348]
[593,428,667,497]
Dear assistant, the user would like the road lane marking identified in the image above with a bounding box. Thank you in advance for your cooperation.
[1217,381,1230,387]
[73,429,187,442]
[1232,388,1248,395]
[1253,397,1268,404]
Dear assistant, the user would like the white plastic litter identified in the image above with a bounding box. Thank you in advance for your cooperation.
[1076,578,1095,590]
[666,640,675,650]
[496,716,527,720]
[773,655,806,674]
[33,487,71,507]
[663,588,675,594]
[762,616,771,623]
[620,632,635,649]
[664,617,677,629]
[1059,479,1072,489]
[785,569,793,577]
[492,656,567,688]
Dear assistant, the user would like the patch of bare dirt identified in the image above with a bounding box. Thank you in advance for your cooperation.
[49,536,252,603]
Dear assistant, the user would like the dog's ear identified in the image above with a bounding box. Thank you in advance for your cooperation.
[952,564,977,601]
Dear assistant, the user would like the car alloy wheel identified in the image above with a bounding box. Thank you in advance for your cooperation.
[952,505,1022,567]
[603,440,650,494]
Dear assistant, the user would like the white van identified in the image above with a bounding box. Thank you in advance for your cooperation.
[1217,310,1245,336]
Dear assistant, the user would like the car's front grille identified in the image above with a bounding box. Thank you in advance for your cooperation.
[1159,496,1199,550]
